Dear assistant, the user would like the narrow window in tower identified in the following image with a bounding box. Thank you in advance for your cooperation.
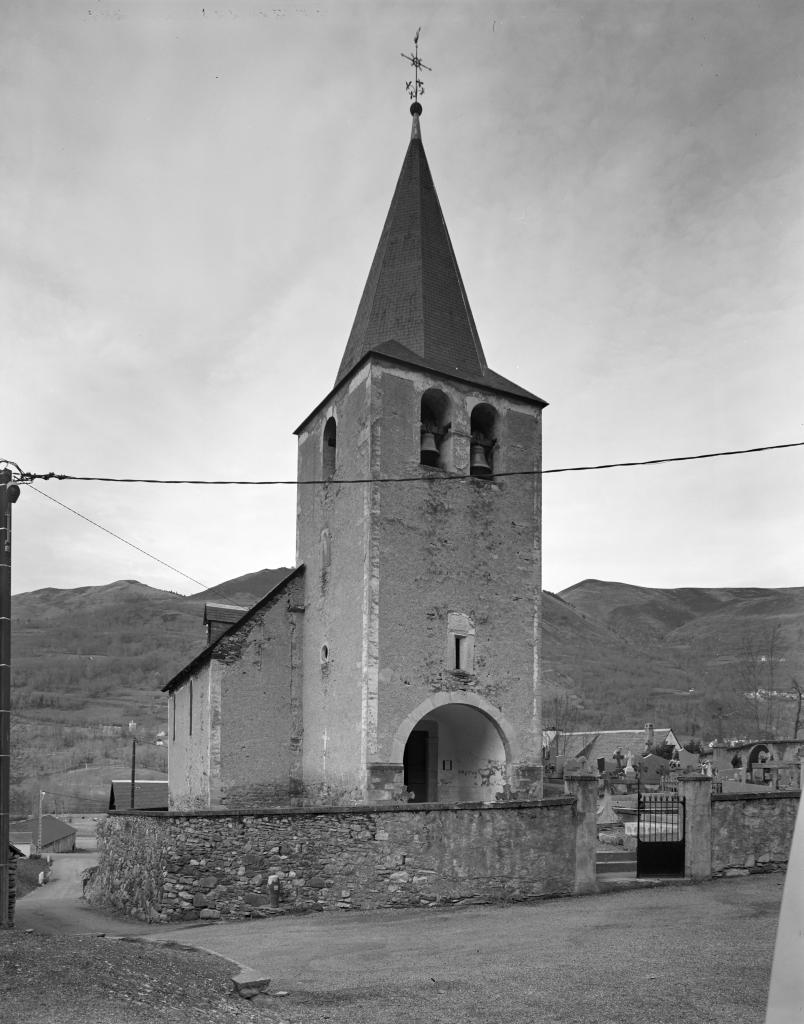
[470,403,497,477]
[447,612,475,673]
[188,679,193,736]
[322,417,337,479]
[171,693,176,742]
[420,388,452,470]
[454,635,464,670]
[452,634,475,671]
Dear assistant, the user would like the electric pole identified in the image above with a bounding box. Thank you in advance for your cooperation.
[130,737,136,810]
[37,790,45,856]
[0,465,21,928]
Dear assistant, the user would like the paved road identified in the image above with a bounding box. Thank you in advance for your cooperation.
[14,852,157,936]
[148,874,784,1021]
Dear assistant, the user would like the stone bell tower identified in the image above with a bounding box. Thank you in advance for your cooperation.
[294,98,547,805]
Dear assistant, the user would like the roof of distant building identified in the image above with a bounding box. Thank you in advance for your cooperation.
[550,728,680,763]
[10,814,76,847]
[109,779,169,811]
[203,603,248,625]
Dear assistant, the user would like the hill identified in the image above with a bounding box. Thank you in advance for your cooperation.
[8,572,803,812]
[9,570,292,815]
[548,580,804,738]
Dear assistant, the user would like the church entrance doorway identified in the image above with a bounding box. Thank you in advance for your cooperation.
[402,704,508,803]
[403,724,438,803]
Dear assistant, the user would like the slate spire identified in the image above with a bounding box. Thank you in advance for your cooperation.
[335,103,489,386]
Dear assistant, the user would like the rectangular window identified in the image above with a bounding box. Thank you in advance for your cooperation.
[454,635,462,669]
[446,612,475,674]
[188,679,193,736]
[171,693,175,741]
[451,634,474,672]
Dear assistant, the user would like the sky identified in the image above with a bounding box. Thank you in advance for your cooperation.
[3,0,803,598]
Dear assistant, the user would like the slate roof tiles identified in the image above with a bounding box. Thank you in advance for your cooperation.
[335,111,544,407]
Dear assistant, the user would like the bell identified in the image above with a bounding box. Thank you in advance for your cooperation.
[470,443,492,477]
[420,431,440,466]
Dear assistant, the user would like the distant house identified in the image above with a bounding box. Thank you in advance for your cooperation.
[546,725,682,772]
[10,814,76,855]
[108,779,169,811]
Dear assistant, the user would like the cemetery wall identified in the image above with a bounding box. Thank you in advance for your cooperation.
[89,798,581,923]
[711,791,799,876]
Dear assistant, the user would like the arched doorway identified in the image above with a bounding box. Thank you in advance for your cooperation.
[747,743,771,778]
[402,703,508,803]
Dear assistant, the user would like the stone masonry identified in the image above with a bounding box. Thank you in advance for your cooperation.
[711,791,799,877]
[89,798,583,923]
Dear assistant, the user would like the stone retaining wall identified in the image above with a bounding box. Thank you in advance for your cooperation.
[88,798,581,923]
[711,791,799,877]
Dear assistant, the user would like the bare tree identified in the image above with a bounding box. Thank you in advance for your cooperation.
[543,690,582,761]
[735,624,791,738]
[791,678,802,740]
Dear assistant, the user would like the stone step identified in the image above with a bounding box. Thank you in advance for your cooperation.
[596,851,636,875]
[597,861,636,875]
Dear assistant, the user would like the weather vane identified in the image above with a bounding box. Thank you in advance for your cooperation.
[401,27,431,106]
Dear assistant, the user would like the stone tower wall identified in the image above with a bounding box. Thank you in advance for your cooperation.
[296,364,378,803]
[295,357,543,803]
[369,364,543,782]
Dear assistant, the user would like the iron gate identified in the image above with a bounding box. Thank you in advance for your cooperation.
[636,787,685,878]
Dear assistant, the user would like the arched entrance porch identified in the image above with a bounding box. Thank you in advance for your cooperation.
[394,695,518,804]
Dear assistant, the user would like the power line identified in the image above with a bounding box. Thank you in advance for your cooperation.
[16,438,804,598]
[27,485,211,592]
[16,440,804,486]
[25,485,270,609]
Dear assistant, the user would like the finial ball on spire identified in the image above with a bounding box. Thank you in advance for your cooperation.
[410,101,422,116]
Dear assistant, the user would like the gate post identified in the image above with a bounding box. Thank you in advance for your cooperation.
[564,773,598,894]
[677,774,712,881]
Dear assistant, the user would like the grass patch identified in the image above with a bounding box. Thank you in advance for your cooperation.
[14,855,48,899]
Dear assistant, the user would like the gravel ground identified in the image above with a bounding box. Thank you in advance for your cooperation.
[0,931,278,1024]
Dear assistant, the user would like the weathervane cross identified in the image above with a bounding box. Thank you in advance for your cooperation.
[401,27,431,104]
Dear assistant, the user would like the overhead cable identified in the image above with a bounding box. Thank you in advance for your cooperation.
[17,438,804,598]
[27,485,210,592]
[15,440,804,487]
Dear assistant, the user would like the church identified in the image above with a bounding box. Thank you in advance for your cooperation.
[164,94,547,811]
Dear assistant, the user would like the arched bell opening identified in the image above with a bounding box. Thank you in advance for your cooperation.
[402,703,508,804]
[322,416,337,479]
[420,388,452,470]
[469,403,497,477]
